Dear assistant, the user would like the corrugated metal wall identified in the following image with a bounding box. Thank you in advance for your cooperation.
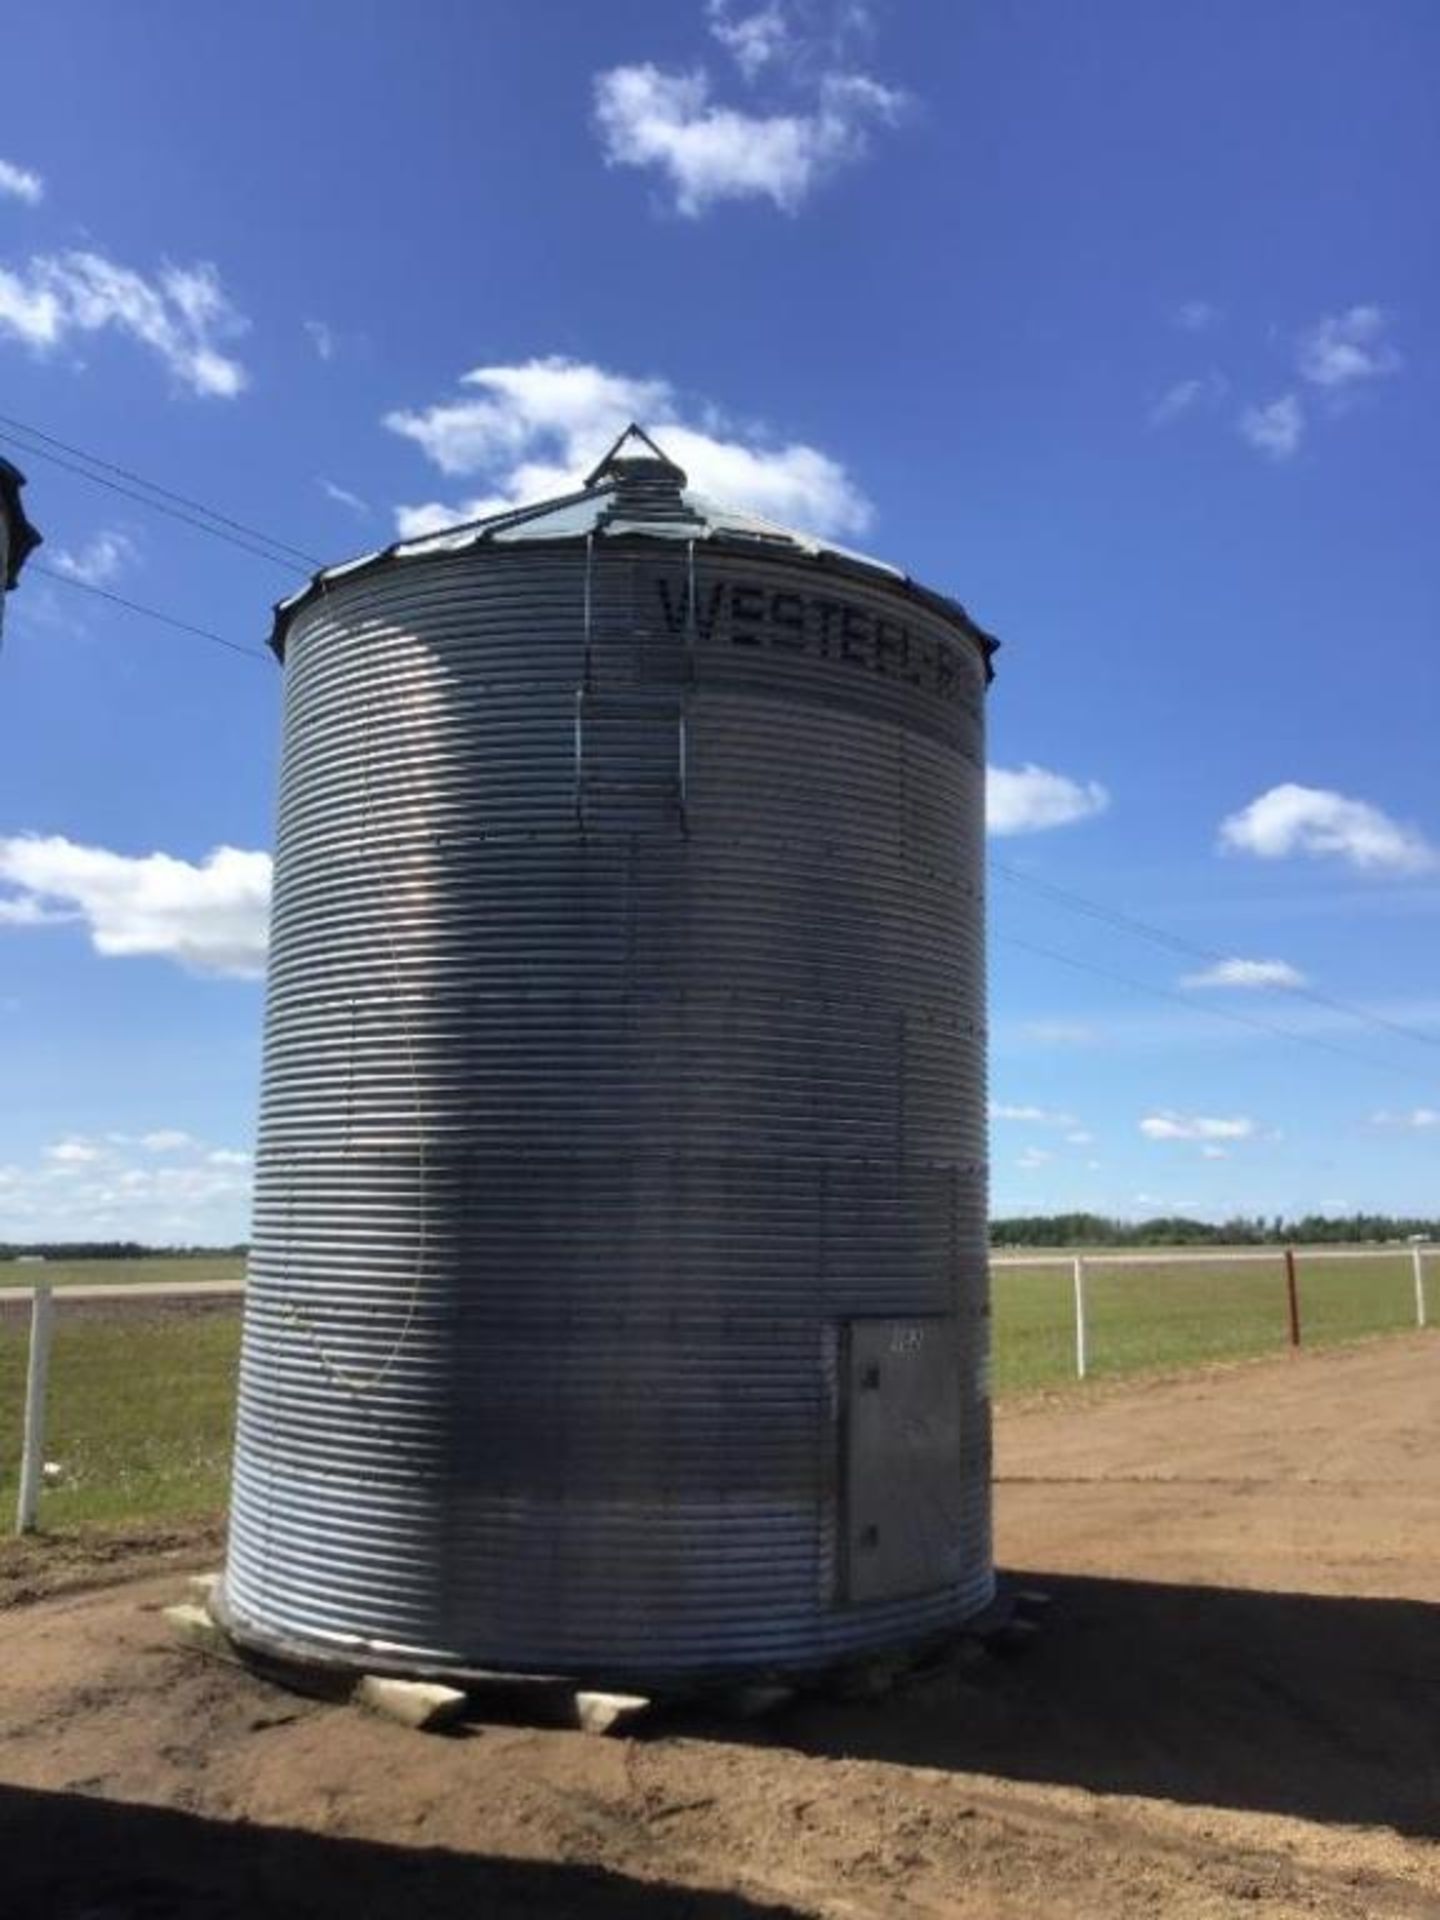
[223,536,992,1682]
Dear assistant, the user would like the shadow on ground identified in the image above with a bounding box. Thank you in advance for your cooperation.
[680,1572,1440,1839]
[0,1780,805,1920]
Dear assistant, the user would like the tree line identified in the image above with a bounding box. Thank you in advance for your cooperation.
[991,1213,1438,1248]
[0,1241,249,1262]
[2,1217,1434,1262]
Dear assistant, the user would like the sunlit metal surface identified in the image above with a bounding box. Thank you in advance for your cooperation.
[224,443,995,1682]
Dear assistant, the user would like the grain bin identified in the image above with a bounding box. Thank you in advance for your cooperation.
[220,427,997,1686]
[0,457,42,632]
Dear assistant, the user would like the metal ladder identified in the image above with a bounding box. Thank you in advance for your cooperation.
[576,536,692,835]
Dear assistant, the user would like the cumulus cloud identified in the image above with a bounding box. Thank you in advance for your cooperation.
[1140,1113,1255,1141]
[594,64,905,216]
[0,251,248,396]
[1180,957,1307,991]
[1298,306,1401,390]
[52,529,138,587]
[386,355,871,539]
[1219,784,1436,875]
[986,764,1110,837]
[593,6,906,219]
[1148,371,1227,428]
[990,1102,1079,1127]
[0,159,43,206]
[1238,393,1304,460]
[46,1138,104,1166]
[140,1129,198,1153]
[1371,1108,1439,1131]
[0,1135,252,1244]
[707,0,794,79]
[0,835,271,977]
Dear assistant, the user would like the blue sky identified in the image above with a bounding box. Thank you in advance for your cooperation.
[0,0,1436,1242]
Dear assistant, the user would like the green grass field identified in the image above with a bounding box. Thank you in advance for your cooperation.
[0,1248,1428,1537]
[0,1254,245,1291]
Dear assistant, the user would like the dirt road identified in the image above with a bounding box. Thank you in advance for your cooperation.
[2,1335,1437,1918]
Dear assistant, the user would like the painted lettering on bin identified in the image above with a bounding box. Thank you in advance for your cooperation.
[655,574,968,705]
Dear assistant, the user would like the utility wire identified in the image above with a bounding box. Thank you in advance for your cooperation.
[32,564,272,665]
[992,858,1440,1057]
[993,928,1438,1089]
[0,413,321,576]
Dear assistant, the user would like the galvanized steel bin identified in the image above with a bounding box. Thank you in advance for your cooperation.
[221,430,997,1684]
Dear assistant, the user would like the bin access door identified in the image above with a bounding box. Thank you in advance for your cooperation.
[842,1317,964,1603]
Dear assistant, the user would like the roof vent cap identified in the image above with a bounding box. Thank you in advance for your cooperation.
[587,424,699,525]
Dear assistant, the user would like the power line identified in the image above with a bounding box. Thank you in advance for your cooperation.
[992,858,1440,1057]
[32,564,272,665]
[992,928,1438,1089]
[0,412,322,576]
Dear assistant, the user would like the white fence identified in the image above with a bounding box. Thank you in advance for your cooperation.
[992,1243,1430,1383]
[2,1246,1433,1535]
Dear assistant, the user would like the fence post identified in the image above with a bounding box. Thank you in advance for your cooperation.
[1413,1244,1429,1330]
[16,1278,54,1535]
[1284,1246,1302,1349]
[1072,1255,1088,1380]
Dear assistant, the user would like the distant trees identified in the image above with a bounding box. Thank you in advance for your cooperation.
[990,1213,1438,1248]
[0,1241,249,1261]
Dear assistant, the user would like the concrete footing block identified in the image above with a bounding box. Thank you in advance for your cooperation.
[573,1690,651,1736]
[355,1675,470,1732]
[163,1601,242,1664]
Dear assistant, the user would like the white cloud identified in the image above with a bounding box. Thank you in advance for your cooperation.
[1180,957,1307,991]
[0,251,248,396]
[52,528,138,587]
[990,1102,1078,1127]
[0,895,72,927]
[0,159,43,206]
[1298,306,1401,390]
[1065,1130,1095,1146]
[1371,1108,1439,1131]
[1219,783,1436,875]
[987,764,1110,836]
[1148,371,1227,428]
[319,477,370,516]
[386,355,870,540]
[707,1,793,78]
[592,62,906,216]
[207,1147,252,1167]
[1173,299,1219,332]
[1140,1112,1255,1141]
[46,1138,104,1166]
[1239,393,1304,460]
[140,1129,197,1153]
[1016,1146,1053,1170]
[0,1143,252,1245]
[1200,1146,1229,1160]
[303,318,335,361]
[0,835,271,977]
